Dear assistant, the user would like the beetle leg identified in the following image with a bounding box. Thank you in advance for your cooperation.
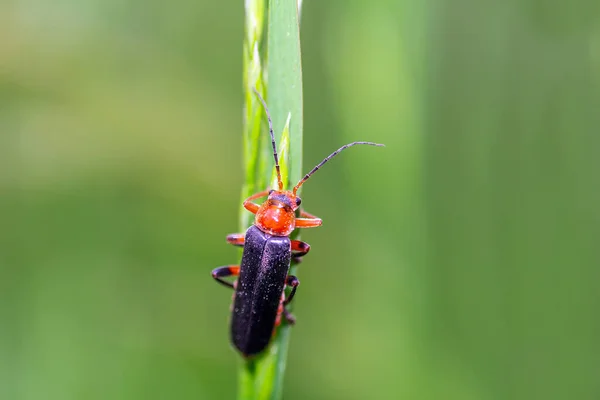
[211,265,240,289]
[295,215,322,228]
[275,280,299,329]
[243,190,270,214]
[299,209,320,219]
[283,275,300,305]
[283,308,296,325]
[226,233,245,247]
[291,240,310,261]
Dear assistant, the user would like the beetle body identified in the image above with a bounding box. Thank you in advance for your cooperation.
[211,188,309,358]
[211,89,383,357]
[231,225,291,356]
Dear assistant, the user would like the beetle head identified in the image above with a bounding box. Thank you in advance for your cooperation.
[267,189,301,211]
[255,190,300,236]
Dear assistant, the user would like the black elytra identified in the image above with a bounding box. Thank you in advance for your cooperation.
[231,225,291,356]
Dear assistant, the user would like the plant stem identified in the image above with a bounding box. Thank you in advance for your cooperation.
[239,1,303,399]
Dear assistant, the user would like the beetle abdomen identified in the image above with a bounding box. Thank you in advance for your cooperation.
[231,225,291,356]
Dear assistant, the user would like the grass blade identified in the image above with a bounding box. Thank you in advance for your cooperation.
[238,0,303,399]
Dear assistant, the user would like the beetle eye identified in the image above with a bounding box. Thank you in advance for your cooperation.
[295,197,302,206]
[268,189,274,195]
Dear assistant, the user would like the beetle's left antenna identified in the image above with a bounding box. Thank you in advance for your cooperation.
[253,88,283,191]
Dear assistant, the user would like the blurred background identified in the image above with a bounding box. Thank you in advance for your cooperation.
[2,0,599,399]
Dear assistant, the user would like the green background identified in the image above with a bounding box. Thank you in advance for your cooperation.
[2,1,599,399]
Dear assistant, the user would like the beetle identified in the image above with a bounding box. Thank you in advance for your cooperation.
[212,90,383,357]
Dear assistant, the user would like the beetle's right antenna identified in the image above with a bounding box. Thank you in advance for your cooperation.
[293,141,384,195]
[253,88,283,191]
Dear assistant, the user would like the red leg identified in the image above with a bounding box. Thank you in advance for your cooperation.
[300,209,320,219]
[211,265,240,289]
[295,217,322,228]
[296,209,322,228]
[291,240,310,259]
[243,190,270,214]
[226,233,245,247]
[274,293,286,328]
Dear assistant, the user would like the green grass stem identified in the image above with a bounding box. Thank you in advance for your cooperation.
[239,1,303,399]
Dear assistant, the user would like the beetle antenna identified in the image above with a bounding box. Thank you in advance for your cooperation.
[253,88,283,191]
[293,142,384,194]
